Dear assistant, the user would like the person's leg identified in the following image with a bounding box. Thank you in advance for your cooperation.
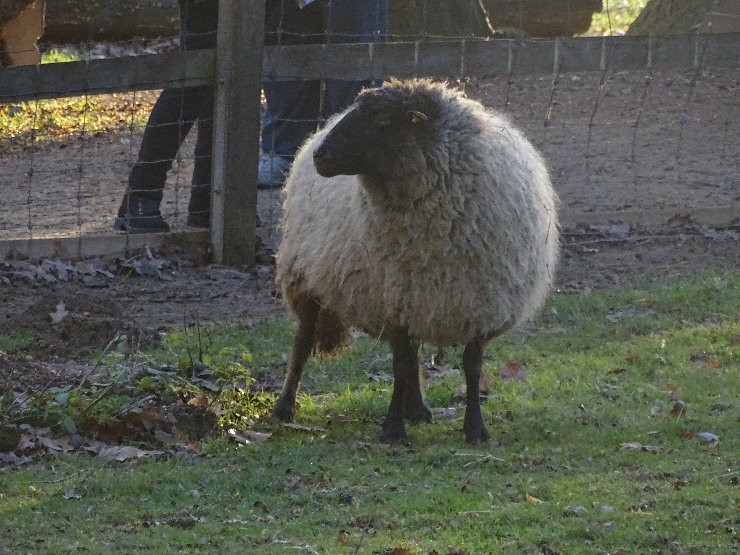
[323,0,388,116]
[116,87,201,232]
[180,0,218,226]
[260,0,324,187]
[187,86,214,227]
[115,0,217,232]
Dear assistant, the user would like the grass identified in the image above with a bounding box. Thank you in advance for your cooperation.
[1,270,737,552]
[0,49,156,147]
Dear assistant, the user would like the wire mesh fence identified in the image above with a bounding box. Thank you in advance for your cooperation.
[0,0,738,261]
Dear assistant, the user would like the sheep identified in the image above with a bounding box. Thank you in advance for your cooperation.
[273,78,558,444]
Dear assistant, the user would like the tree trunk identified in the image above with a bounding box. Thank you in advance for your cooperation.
[627,0,712,35]
[43,0,180,43]
[390,1,602,39]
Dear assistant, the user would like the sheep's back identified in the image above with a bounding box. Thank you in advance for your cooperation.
[277,102,558,346]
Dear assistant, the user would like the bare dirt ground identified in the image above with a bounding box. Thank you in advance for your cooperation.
[1,67,738,393]
[0,68,737,240]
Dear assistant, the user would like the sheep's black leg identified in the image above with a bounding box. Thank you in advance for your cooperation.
[462,336,491,443]
[381,327,416,444]
[402,343,432,423]
[273,296,319,422]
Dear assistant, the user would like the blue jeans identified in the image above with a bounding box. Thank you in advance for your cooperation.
[120,0,388,218]
[262,0,388,158]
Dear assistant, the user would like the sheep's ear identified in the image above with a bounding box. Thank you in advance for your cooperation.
[407,110,428,124]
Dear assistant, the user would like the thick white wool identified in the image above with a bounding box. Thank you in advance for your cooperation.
[276,80,559,347]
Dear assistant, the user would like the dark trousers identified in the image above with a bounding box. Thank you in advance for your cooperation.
[262,0,388,157]
[121,0,217,215]
[121,0,388,217]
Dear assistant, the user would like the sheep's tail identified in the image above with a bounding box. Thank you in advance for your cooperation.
[313,308,351,357]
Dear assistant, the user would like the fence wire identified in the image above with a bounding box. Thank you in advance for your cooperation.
[0,0,738,254]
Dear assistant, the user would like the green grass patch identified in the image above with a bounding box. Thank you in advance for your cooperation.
[585,0,647,36]
[1,271,738,552]
[0,48,155,145]
[0,329,31,354]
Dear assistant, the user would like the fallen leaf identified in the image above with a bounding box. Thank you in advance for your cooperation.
[625,354,640,364]
[0,452,32,466]
[154,430,176,445]
[188,395,210,408]
[698,431,719,443]
[93,445,164,461]
[39,436,73,454]
[671,400,687,416]
[49,301,69,325]
[563,504,588,516]
[525,493,544,504]
[499,361,527,381]
[282,423,327,433]
[337,530,350,544]
[227,428,271,445]
[425,363,460,378]
[17,434,37,452]
[689,352,722,368]
[366,368,393,382]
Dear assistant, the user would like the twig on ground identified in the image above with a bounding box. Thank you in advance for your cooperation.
[77,331,121,389]
[39,467,94,484]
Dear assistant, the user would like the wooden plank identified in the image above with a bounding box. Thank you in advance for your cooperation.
[0,49,216,102]
[0,231,209,260]
[1,206,734,261]
[262,33,740,81]
[1,34,736,105]
[209,0,265,266]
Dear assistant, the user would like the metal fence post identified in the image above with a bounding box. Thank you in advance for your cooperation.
[210,0,265,265]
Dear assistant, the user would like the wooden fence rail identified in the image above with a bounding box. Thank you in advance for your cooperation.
[1,33,738,102]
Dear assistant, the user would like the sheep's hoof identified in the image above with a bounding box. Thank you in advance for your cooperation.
[403,401,433,424]
[272,397,295,422]
[381,420,410,445]
[463,415,491,444]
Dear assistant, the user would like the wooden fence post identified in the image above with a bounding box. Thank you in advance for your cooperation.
[210,0,265,265]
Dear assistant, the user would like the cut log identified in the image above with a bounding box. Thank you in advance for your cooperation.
[484,0,602,37]
[43,0,180,43]
[42,0,603,44]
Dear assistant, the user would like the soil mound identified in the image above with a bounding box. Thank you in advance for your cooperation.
[2,292,157,359]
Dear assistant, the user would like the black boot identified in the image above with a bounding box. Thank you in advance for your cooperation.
[114,193,170,233]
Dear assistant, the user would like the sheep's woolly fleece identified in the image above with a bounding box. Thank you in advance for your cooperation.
[277,79,559,347]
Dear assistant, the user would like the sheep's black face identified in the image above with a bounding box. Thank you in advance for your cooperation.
[313,85,438,179]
